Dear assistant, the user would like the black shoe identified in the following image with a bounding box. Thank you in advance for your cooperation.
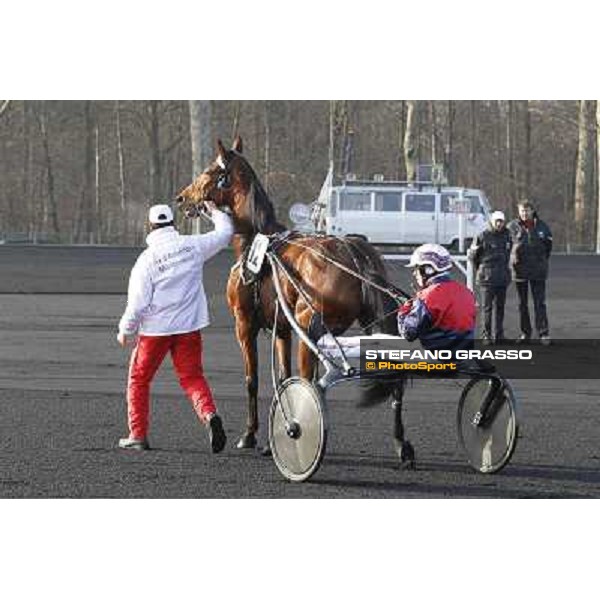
[118,437,150,451]
[481,336,493,346]
[515,334,531,345]
[540,334,552,346]
[207,414,227,454]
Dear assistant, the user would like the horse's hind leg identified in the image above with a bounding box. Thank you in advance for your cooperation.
[275,331,292,384]
[392,379,416,470]
[298,340,317,381]
[258,331,293,458]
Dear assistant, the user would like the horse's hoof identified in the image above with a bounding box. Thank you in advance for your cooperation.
[236,432,257,449]
[395,440,416,470]
[260,444,272,457]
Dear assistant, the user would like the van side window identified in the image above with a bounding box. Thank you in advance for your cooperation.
[405,194,435,212]
[339,192,372,211]
[374,192,402,212]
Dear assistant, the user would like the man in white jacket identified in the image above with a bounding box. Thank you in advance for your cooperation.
[117,202,233,452]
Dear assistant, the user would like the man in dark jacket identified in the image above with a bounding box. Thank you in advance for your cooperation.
[507,199,553,345]
[469,210,512,344]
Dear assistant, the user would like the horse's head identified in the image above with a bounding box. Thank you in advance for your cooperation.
[175,136,247,219]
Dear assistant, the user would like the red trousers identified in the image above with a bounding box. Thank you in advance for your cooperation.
[126,330,216,440]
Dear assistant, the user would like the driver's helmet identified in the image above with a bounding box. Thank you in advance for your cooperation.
[406,243,453,274]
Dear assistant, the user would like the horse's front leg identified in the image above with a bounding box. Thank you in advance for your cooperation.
[234,316,260,450]
[391,379,416,469]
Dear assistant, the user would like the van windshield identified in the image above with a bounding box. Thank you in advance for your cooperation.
[464,195,485,214]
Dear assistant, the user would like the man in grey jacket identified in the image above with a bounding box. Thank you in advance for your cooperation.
[469,211,512,344]
[507,199,553,345]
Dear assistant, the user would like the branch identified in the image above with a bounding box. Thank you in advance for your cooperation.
[0,100,10,118]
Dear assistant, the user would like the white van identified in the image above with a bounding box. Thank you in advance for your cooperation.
[310,181,491,248]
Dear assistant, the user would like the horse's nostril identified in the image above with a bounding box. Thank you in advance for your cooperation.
[176,196,184,204]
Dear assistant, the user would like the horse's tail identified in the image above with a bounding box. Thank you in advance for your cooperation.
[346,238,399,335]
[345,239,406,408]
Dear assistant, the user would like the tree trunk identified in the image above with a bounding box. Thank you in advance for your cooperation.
[329,100,350,180]
[231,100,241,140]
[35,102,60,236]
[404,100,417,182]
[445,101,455,183]
[189,100,212,233]
[397,101,406,180]
[596,101,600,253]
[21,101,34,236]
[95,123,101,244]
[77,101,95,243]
[329,100,335,165]
[574,100,590,248]
[0,100,10,119]
[429,101,438,164]
[148,101,161,201]
[469,101,477,184]
[189,100,212,177]
[263,101,271,192]
[115,101,128,243]
[523,100,532,198]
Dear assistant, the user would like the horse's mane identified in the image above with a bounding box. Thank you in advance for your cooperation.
[237,154,286,234]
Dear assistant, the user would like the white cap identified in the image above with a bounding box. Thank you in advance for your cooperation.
[490,210,505,223]
[148,204,174,224]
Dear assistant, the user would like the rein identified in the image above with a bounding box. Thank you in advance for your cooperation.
[283,237,410,302]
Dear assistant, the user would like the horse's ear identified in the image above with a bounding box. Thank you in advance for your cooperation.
[217,138,227,158]
[232,135,243,154]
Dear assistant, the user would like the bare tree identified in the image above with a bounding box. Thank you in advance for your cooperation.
[396,101,406,180]
[523,100,532,198]
[404,100,417,182]
[444,101,455,182]
[231,101,241,140]
[189,100,212,233]
[0,100,10,119]
[468,101,477,184]
[115,101,128,241]
[574,100,591,248]
[263,100,271,191]
[76,101,96,243]
[147,101,161,201]
[429,101,438,164]
[189,101,212,178]
[33,101,60,236]
[597,101,600,253]
[95,122,101,243]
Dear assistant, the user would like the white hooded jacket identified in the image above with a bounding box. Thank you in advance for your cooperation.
[118,210,233,336]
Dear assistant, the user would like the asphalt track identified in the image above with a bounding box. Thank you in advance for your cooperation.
[0,246,599,498]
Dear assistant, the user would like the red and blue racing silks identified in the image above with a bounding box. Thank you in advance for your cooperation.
[397,274,476,351]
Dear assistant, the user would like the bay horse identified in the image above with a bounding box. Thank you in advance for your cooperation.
[175,136,415,466]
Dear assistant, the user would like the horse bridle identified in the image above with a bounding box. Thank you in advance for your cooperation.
[215,154,232,191]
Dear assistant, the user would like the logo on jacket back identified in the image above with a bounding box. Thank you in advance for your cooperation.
[155,246,194,273]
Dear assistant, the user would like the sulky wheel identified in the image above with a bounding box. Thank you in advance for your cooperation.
[268,377,328,482]
[457,376,519,474]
